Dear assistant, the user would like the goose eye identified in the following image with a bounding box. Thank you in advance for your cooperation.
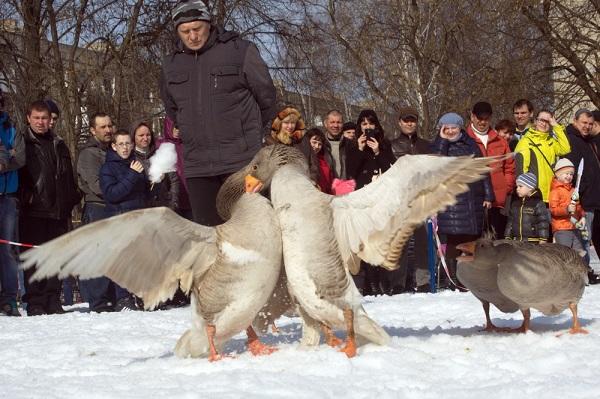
[252,165,258,171]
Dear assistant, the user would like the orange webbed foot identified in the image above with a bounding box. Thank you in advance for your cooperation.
[248,340,278,356]
[340,339,357,358]
[327,335,344,347]
[563,326,588,336]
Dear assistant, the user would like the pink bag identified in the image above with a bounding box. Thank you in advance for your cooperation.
[331,178,356,195]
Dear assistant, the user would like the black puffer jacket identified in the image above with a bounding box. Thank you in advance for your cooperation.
[565,124,600,211]
[19,128,81,220]
[100,148,148,216]
[431,132,494,236]
[160,26,277,178]
[504,189,549,242]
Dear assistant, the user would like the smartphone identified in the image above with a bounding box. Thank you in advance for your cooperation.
[364,128,375,138]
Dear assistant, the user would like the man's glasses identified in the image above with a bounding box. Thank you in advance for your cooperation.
[115,143,133,148]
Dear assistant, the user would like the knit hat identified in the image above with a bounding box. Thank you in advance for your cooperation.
[516,172,537,190]
[45,99,60,116]
[554,158,574,173]
[591,109,600,121]
[342,122,356,132]
[437,112,464,130]
[172,0,211,27]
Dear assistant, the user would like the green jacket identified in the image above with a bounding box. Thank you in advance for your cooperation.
[514,124,570,202]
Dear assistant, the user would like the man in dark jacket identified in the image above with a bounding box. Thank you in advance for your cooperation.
[0,90,25,316]
[160,0,277,226]
[565,109,600,266]
[19,100,80,316]
[390,107,430,158]
[76,112,115,312]
[389,107,431,293]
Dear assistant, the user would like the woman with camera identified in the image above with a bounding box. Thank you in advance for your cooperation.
[345,109,396,296]
[346,109,395,189]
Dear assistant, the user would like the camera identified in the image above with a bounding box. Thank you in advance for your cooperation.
[364,128,376,138]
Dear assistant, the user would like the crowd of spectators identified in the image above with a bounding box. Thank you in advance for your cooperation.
[2,0,600,316]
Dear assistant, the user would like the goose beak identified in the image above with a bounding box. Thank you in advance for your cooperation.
[245,174,264,193]
[456,241,476,262]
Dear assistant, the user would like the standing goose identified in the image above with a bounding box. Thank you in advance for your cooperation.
[456,238,588,334]
[244,145,495,356]
[21,187,283,361]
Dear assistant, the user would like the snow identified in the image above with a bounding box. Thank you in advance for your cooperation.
[3,287,600,399]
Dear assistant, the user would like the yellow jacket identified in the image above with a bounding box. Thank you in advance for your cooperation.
[514,124,570,202]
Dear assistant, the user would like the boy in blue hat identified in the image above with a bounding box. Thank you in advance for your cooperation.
[504,172,550,243]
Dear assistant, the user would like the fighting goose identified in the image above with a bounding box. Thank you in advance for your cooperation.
[456,238,588,334]
[21,189,283,361]
[244,145,495,356]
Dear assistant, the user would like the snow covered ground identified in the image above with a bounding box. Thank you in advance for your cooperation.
[2,287,600,399]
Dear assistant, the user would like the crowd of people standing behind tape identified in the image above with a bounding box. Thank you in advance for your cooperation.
[1,93,599,317]
[2,0,600,317]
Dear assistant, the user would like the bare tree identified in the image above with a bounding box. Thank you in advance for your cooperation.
[521,0,600,115]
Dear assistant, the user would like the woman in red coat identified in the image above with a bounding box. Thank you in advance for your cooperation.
[466,102,515,237]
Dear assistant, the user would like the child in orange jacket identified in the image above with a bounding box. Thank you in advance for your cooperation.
[549,158,586,254]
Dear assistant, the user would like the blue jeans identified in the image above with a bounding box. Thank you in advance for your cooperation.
[77,203,118,309]
[0,195,18,304]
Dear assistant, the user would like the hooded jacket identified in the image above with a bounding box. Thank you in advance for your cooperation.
[99,148,148,216]
[465,126,515,208]
[160,26,277,178]
[0,112,25,194]
[19,128,80,220]
[565,124,600,211]
[431,132,495,236]
[77,136,109,204]
[514,124,570,202]
[504,189,549,242]
[549,178,583,232]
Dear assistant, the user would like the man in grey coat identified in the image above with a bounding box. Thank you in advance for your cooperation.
[160,0,277,226]
[76,112,116,312]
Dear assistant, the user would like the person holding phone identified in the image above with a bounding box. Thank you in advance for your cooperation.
[346,109,395,296]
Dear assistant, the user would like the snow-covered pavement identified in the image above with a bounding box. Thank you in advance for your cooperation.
[2,287,600,399]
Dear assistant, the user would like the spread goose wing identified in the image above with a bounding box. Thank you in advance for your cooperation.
[331,154,494,273]
[21,207,217,309]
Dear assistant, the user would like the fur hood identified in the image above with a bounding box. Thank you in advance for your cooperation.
[270,107,305,145]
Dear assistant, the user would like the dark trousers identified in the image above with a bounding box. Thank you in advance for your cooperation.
[186,174,231,226]
[487,207,507,239]
[77,203,120,309]
[21,216,68,311]
[440,233,479,287]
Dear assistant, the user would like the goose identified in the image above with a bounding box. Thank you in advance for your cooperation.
[243,145,495,357]
[456,238,588,334]
[20,188,283,361]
